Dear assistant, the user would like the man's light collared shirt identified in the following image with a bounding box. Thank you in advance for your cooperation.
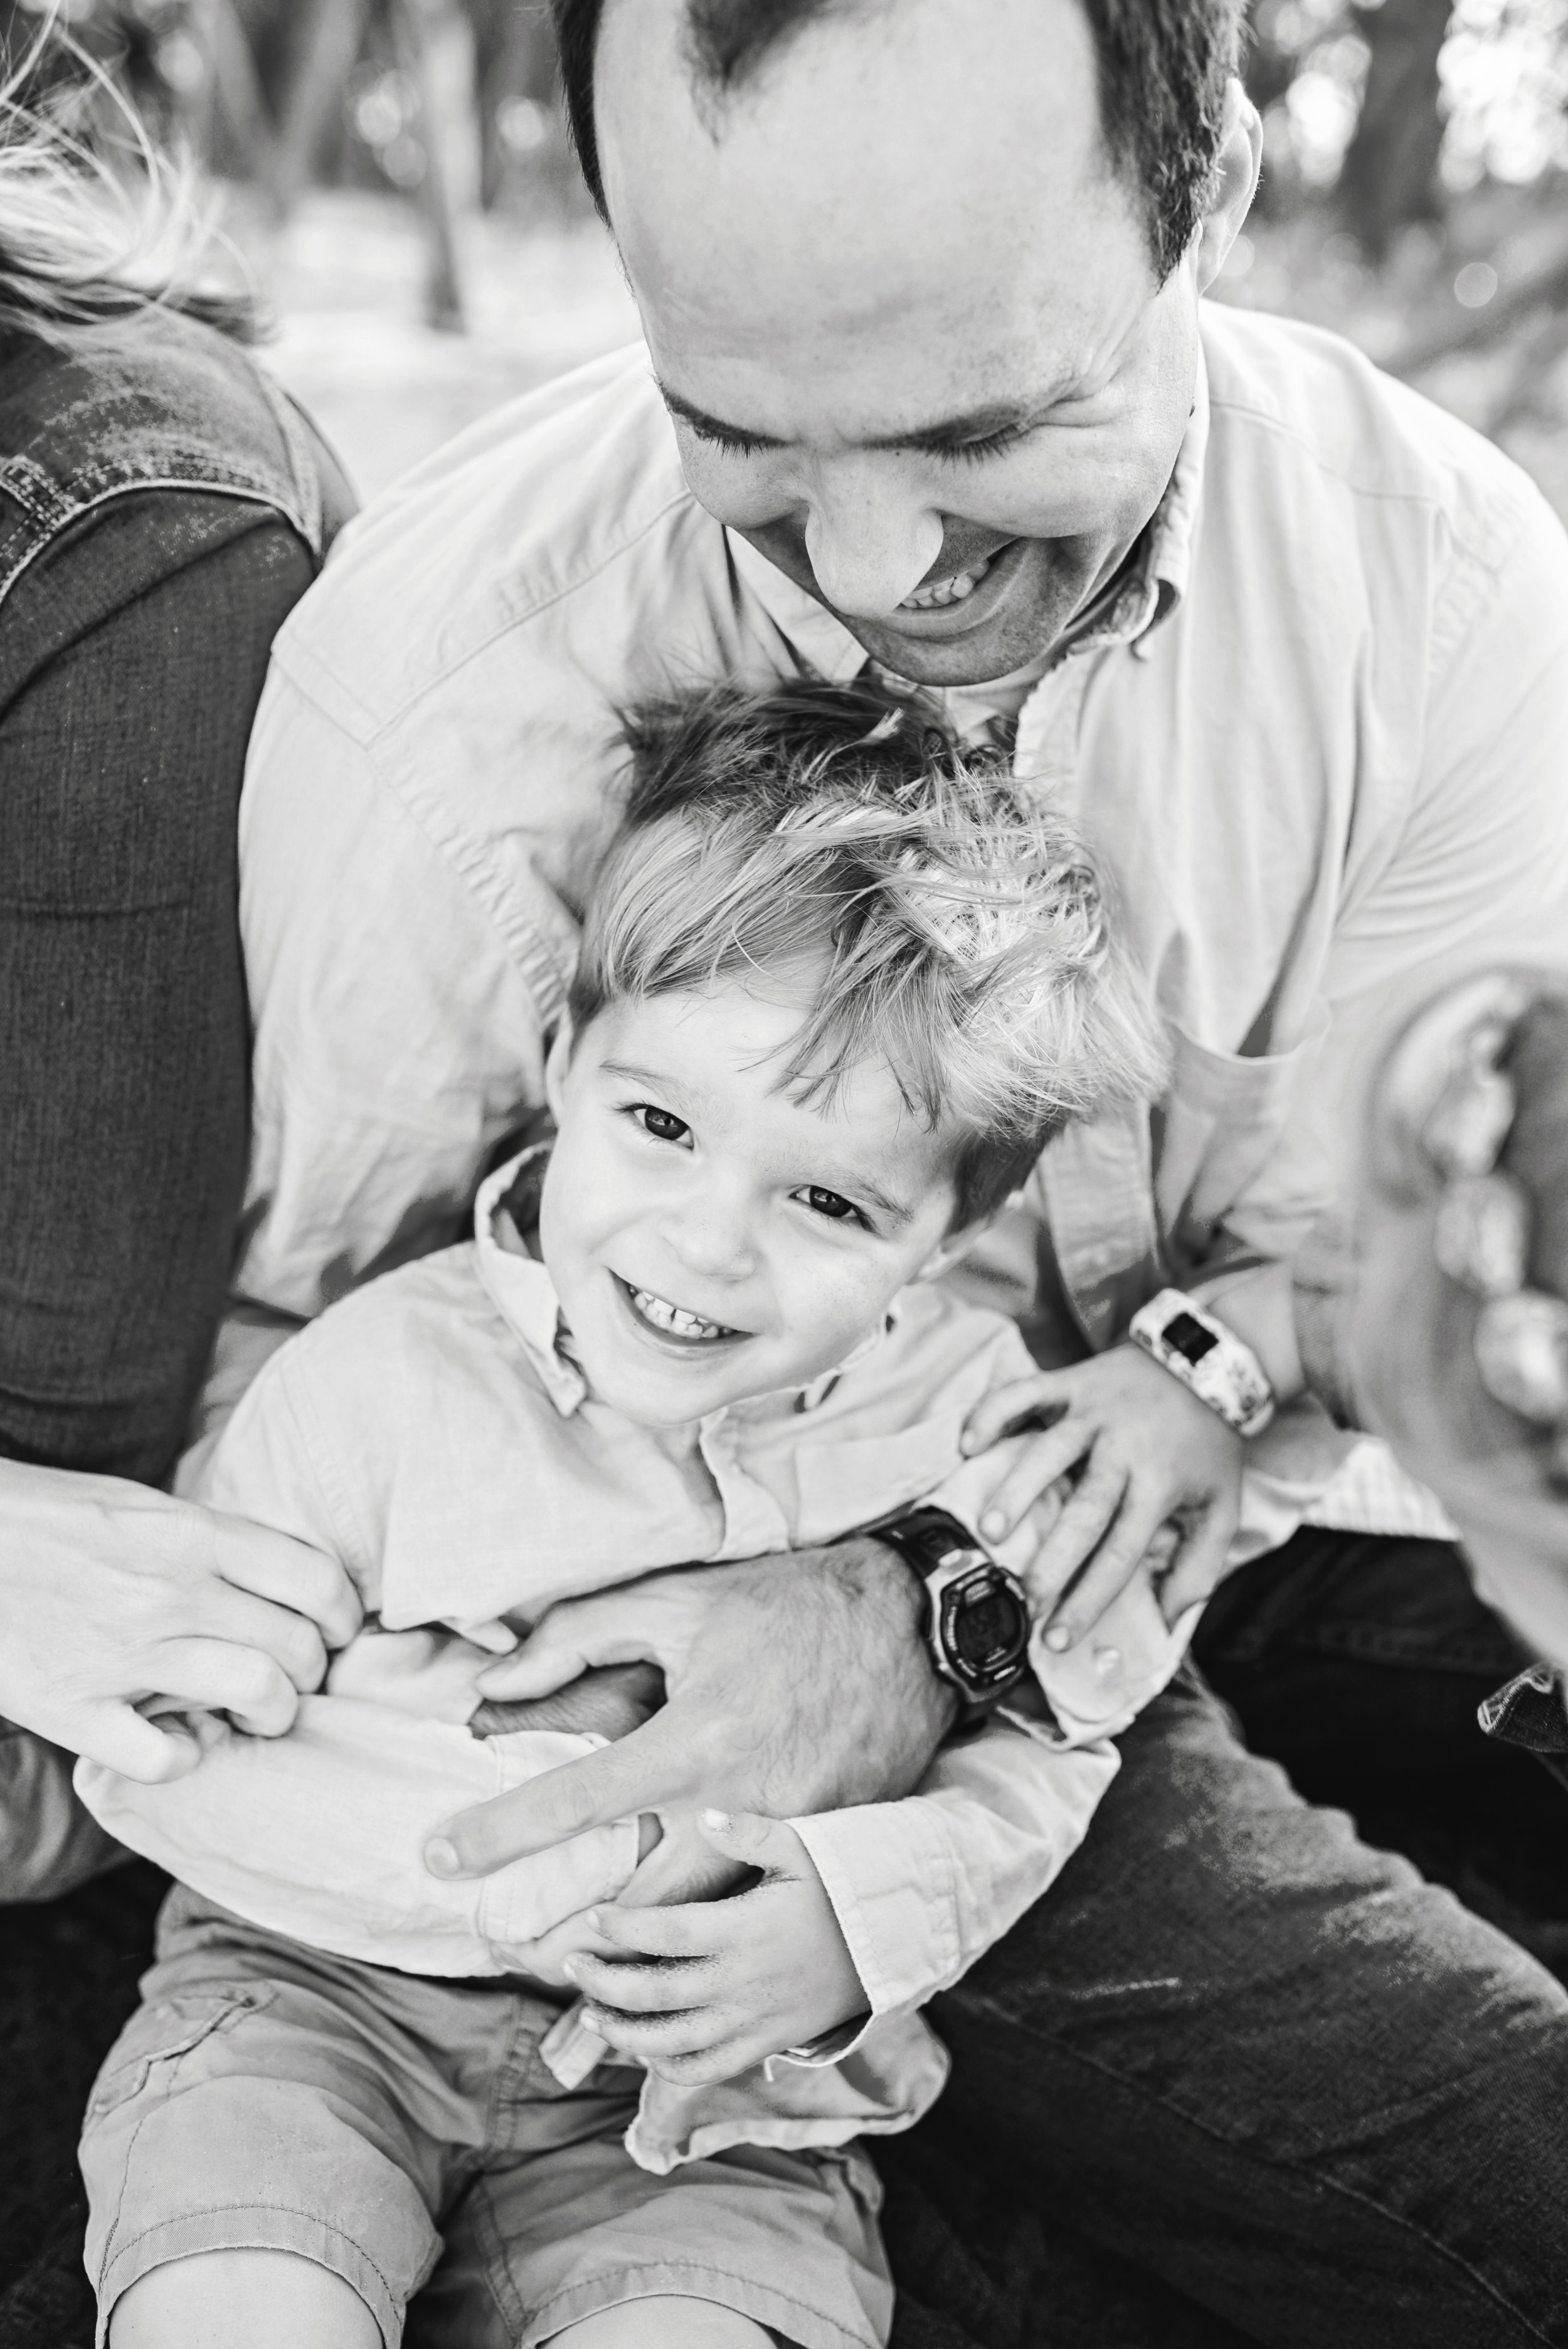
[234,302,1568,1547]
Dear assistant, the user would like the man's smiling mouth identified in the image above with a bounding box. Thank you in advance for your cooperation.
[899,551,997,610]
[617,1276,747,1345]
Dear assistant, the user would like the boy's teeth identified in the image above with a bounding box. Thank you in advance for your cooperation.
[900,564,985,612]
[630,1286,729,1340]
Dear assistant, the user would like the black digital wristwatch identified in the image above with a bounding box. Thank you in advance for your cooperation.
[872,1506,1031,1724]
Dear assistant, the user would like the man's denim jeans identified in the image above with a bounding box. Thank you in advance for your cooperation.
[927,1531,1568,2347]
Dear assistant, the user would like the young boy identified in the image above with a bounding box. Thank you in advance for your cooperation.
[77,679,1177,2349]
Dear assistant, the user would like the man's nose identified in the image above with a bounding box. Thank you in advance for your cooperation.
[802,462,945,618]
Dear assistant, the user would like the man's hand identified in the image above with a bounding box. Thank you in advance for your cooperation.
[0,1460,361,1781]
[961,1343,1243,1645]
[425,1540,954,1881]
[561,1809,869,2084]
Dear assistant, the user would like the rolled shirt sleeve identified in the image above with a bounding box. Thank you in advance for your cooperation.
[792,1719,1118,2025]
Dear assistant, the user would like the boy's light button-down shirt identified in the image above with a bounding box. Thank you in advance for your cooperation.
[78,1157,1196,2167]
[82,1159,1187,2020]
[234,301,1568,1550]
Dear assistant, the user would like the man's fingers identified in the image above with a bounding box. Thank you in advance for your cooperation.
[475,1591,671,1699]
[152,1640,302,1739]
[961,1374,1071,1456]
[427,1709,704,1877]
[977,1426,1091,1542]
[1024,1455,1128,1617]
[209,1512,363,1650]
[474,1639,600,1702]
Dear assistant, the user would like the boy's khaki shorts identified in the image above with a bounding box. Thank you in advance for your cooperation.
[78,1887,891,2349]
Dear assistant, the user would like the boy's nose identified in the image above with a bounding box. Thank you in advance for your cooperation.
[662,1191,758,1284]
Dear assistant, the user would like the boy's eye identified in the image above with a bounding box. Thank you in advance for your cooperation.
[802,1185,861,1224]
[635,1105,690,1143]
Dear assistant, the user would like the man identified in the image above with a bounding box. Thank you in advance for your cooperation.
[234,0,1568,2336]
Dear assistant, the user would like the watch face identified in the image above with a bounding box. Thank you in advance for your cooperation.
[1162,1310,1221,1368]
[939,1564,1030,1692]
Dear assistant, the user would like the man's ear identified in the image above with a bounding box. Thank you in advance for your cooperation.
[1190,78,1263,297]
[543,1013,575,1124]
[914,1210,999,1285]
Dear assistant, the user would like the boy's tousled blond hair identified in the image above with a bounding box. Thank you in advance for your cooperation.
[570,677,1168,1222]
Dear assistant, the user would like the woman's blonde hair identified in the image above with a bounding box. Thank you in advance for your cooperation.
[0,16,251,344]
[571,677,1170,1224]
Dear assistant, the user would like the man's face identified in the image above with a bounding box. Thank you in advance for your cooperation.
[539,980,968,1428]
[595,0,1256,687]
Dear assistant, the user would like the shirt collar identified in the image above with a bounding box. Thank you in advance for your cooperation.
[473,1149,588,1417]
[472,1147,899,1423]
[724,334,1210,683]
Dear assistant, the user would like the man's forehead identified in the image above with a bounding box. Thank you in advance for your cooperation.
[596,0,1142,331]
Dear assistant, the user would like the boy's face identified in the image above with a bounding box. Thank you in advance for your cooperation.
[539,979,973,1428]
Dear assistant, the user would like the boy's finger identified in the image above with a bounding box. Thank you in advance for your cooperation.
[586,1901,723,1959]
[581,2003,722,2059]
[564,1953,706,2012]
[1025,1456,1128,1623]
[961,1374,1070,1456]
[1038,1498,1161,1651]
[977,1426,1091,1541]
[1159,1507,1239,1625]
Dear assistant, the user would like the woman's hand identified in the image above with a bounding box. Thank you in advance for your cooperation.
[561,1809,868,2084]
[960,1342,1244,1645]
[0,1458,361,1781]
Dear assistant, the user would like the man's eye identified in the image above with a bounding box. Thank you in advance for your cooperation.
[802,1185,861,1224]
[684,417,770,460]
[934,422,1034,467]
[635,1105,690,1143]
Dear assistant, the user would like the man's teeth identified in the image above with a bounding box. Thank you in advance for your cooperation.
[630,1286,732,1340]
[900,563,988,612]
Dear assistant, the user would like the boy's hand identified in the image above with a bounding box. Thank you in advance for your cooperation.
[560,1809,869,2086]
[961,1343,1243,1646]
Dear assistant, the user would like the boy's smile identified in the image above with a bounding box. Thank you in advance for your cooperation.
[539,980,977,1428]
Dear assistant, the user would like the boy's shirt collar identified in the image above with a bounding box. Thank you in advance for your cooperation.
[472,1148,892,1424]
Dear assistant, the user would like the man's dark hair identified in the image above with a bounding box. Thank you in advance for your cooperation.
[549,0,1245,282]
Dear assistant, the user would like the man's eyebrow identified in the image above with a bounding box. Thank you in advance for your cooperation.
[657,380,1066,457]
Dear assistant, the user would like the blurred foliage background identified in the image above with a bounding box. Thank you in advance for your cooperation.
[3,0,1567,506]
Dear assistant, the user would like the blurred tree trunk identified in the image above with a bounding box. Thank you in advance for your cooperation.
[1338,0,1453,257]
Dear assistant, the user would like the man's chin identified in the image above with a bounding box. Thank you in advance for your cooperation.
[840,607,1051,687]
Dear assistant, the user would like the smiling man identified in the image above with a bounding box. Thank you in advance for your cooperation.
[231,0,1568,2336]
